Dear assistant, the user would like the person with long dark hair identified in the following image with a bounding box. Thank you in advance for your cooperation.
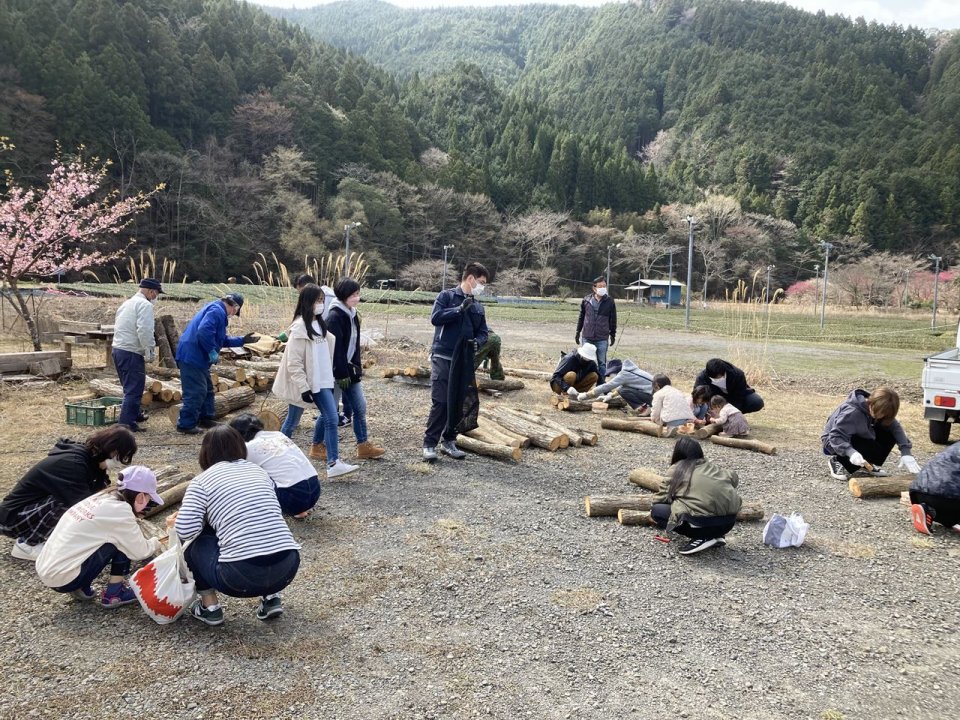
[172,426,301,626]
[272,283,358,478]
[35,465,165,606]
[650,437,743,555]
[0,426,138,561]
[326,278,386,461]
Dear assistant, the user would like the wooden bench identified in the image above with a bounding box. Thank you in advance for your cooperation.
[60,322,115,368]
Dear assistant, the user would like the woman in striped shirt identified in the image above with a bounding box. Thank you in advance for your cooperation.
[173,426,301,626]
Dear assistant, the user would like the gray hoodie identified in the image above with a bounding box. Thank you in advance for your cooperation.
[592,360,654,396]
[821,388,911,458]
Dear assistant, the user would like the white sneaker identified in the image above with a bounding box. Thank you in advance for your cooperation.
[326,459,359,479]
[11,539,44,562]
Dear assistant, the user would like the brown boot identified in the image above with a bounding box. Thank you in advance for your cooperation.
[356,441,385,459]
[309,443,327,461]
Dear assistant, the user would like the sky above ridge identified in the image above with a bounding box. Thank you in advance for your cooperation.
[255,0,960,32]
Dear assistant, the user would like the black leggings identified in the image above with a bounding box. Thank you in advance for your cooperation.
[835,424,897,473]
[651,503,737,540]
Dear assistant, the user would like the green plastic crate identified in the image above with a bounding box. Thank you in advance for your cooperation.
[65,397,122,426]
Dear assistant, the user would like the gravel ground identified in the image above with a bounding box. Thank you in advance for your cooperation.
[0,309,957,720]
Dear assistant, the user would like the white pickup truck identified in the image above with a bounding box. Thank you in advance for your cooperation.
[922,322,960,443]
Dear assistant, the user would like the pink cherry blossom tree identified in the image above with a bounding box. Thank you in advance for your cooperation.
[0,139,157,349]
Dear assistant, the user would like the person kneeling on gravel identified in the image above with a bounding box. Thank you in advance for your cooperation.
[577,358,653,411]
[650,438,742,555]
[821,387,919,481]
[228,413,322,520]
[34,466,165,606]
[173,426,302,626]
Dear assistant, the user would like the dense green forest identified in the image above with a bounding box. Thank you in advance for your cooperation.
[1,0,959,303]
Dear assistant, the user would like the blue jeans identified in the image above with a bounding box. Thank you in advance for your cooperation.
[113,348,146,426]
[276,477,322,516]
[588,339,609,379]
[341,382,368,444]
[55,543,130,593]
[311,389,339,462]
[185,527,300,598]
[280,404,305,438]
[177,362,215,430]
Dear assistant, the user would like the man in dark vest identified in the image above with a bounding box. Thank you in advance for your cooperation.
[575,276,617,378]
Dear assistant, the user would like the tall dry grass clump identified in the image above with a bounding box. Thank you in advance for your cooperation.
[723,271,783,386]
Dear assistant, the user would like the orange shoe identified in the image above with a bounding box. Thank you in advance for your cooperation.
[308,443,327,461]
[356,441,385,459]
[910,503,933,535]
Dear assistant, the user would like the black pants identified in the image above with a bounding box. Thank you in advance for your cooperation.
[55,543,130,593]
[619,386,653,409]
[835,424,896,473]
[424,356,456,446]
[651,503,737,540]
[909,490,960,527]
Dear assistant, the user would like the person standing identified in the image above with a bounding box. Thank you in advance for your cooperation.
[575,276,617,379]
[422,262,490,462]
[111,278,163,432]
[174,293,258,435]
[694,358,764,414]
[326,278,386,461]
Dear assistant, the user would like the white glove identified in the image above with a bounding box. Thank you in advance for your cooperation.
[898,455,921,474]
[848,451,866,467]
[145,350,155,363]
[576,392,590,402]
[566,387,579,398]
[599,393,613,402]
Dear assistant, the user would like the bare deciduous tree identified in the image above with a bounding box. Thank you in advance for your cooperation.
[398,258,450,291]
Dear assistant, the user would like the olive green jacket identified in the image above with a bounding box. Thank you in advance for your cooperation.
[653,459,742,526]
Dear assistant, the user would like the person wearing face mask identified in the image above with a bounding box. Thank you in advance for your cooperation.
[326,278,386,460]
[422,262,491,462]
[694,358,764,415]
[175,293,259,435]
[0,426,137,562]
[575,277,617,379]
[111,278,164,432]
[34,465,165,606]
[272,284,359,479]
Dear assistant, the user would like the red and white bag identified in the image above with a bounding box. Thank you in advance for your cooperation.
[130,535,196,625]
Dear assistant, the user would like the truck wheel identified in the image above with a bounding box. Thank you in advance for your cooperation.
[929,419,951,444]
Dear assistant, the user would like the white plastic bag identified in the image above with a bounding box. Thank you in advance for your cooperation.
[762,512,809,548]
[130,535,196,624]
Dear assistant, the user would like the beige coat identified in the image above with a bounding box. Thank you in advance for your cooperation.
[272,317,336,408]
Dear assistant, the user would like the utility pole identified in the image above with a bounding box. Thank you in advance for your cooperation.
[683,216,695,328]
[813,264,820,317]
[605,242,620,287]
[819,241,833,329]
[765,264,775,316]
[667,252,674,310]
[929,254,943,329]
[344,221,360,276]
[442,244,455,290]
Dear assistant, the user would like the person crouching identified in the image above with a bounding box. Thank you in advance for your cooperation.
[550,343,600,398]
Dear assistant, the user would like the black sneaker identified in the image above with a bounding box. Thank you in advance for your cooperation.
[136,412,149,422]
[678,537,719,555]
[198,417,221,429]
[191,599,224,626]
[827,456,849,480]
[177,426,203,435]
[256,595,283,621]
[338,414,351,428]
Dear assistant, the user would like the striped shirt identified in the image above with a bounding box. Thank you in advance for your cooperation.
[174,460,300,562]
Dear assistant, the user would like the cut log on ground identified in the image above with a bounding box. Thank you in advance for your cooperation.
[89,378,124,397]
[0,351,71,374]
[709,435,777,455]
[848,474,916,499]
[476,416,530,448]
[628,468,667,492]
[402,366,430,378]
[211,365,246,382]
[145,365,180,380]
[512,409,583,448]
[477,377,524,392]
[391,375,431,388]
[616,502,765,525]
[481,407,564,451]
[381,368,403,378]
[585,494,656,516]
[466,426,522,449]
[455,434,521,462]
[503,367,553,381]
[166,385,256,425]
[570,427,598,446]
[601,417,664,438]
[142,479,193,518]
[695,423,724,440]
[236,359,281,371]
[503,408,570,448]
[258,410,283,432]
[65,391,97,403]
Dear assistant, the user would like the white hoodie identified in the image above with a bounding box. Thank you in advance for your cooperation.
[36,492,162,588]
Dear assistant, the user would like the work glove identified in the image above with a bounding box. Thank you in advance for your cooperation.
[459,296,475,312]
[848,451,866,467]
[336,377,352,391]
[566,386,579,398]
[599,393,613,403]
[576,392,591,402]
[300,390,314,403]
[145,350,155,363]
[575,333,580,345]
[898,455,921,474]
[207,350,219,364]
[242,332,260,344]
[470,339,480,352]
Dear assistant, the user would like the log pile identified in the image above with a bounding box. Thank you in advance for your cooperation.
[153,314,181,368]
[382,366,524,393]
[141,465,195,519]
[166,385,256,425]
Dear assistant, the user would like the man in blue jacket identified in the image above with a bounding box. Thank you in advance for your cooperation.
[423,262,490,461]
[175,293,258,435]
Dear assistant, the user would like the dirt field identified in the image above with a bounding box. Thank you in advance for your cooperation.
[0,298,957,720]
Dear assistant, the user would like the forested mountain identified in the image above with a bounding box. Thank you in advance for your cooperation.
[271,0,960,257]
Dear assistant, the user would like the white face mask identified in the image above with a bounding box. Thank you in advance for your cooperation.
[596,287,608,297]
[313,303,324,316]
[104,458,123,472]
[471,283,485,297]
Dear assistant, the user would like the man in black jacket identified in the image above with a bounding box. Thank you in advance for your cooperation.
[422,262,490,461]
[694,358,764,414]
[550,343,600,397]
[575,276,617,378]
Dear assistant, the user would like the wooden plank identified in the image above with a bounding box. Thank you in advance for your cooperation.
[58,321,101,334]
[0,351,69,374]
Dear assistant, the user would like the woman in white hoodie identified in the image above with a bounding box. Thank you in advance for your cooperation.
[35,465,164,607]
[272,284,358,479]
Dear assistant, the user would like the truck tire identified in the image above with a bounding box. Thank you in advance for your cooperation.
[929,419,951,445]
